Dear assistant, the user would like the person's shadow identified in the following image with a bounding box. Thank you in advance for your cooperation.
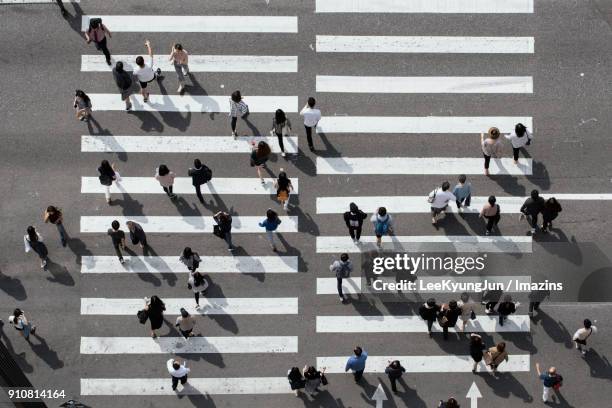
[45,259,75,286]
[0,320,34,373]
[0,268,27,300]
[64,1,85,37]
[28,332,65,370]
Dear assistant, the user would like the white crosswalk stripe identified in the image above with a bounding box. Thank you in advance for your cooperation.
[81,135,298,153]
[88,94,297,113]
[81,55,298,73]
[81,298,298,315]
[81,16,298,33]
[80,336,298,354]
[316,0,534,13]
[81,256,298,274]
[317,157,532,175]
[316,236,533,253]
[80,216,298,234]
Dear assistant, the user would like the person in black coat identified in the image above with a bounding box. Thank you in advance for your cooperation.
[439,300,462,340]
[497,295,517,326]
[469,333,486,373]
[145,295,165,338]
[343,202,368,242]
[419,298,441,337]
[520,189,545,235]
[287,367,305,396]
[112,61,133,111]
[188,159,211,204]
[385,360,406,393]
[126,220,147,248]
[542,197,562,233]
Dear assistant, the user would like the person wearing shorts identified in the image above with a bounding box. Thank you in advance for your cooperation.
[429,181,456,225]
[134,40,161,103]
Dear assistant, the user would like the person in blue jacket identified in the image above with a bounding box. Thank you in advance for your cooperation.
[259,209,282,252]
[345,346,368,383]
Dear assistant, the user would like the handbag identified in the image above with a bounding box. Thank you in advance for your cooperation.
[321,373,328,386]
[137,309,148,324]
[277,190,289,202]
[427,187,438,204]
[437,315,449,326]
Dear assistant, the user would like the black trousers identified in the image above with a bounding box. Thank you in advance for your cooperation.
[525,213,539,229]
[512,147,520,161]
[337,277,344,298]
[348,226,362,240]
[275,132,285,153]
[484,214,500,232]
[456,195,471,209]
[353,369,364,382]
[113,243,123,261]
[305,125,314,148]
[389,376,399,392]
[171,375,188,390]
[483,154,491,169]
[529,302,541,313]
[163,185,174,196]
[194,184,204,203]
[230,116,238,132]
[426,319,435,333]
[94,37,111,63]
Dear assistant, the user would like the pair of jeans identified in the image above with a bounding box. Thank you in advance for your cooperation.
[22,323,33,339]
[55,222,67,245]
[526,213,539,229]
[174,63,189,83]
[163,185,174,196]
[113,244,123,261]
[171,375,188,390]
[265,230,276,247]
[275,132,285,153]
[456,194,471,209]
[94,37,111,63]
[305,125,314,148]
[353,369,364,382]
[337,277,344,298]
[348,226,362,240]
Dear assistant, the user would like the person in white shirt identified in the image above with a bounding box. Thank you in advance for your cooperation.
[429,181,456,225]
[573,318,597,355]
[504,123,533,164]
[299,97,321,152]
[167,358,190,391]
[134,40,161,103]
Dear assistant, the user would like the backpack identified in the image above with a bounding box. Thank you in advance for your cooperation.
[202,165,213,182]
[99,173,113,186]
[89,17,102,32]
[375,216,389,235]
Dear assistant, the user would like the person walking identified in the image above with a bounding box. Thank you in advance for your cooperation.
[188,159,212,204]
[126,221,147,249]
[439,300,462,341]
[481,289,503,315]
[112,61,133,111]
[385,360,406,393]
[303,365,325,396]
[300,97,321,152]
[479,195,501,235]
[134,40,162,103]
[485,342,509,374]
[271,109,292,157]
[187,271,209,309]
[155,164,177,199]
[229,90,249,138]
[24,226,48,270]
[98,160,120,205]
[179,247,201,273]
[504,123,532,164]
[175,308,196,339]
[536,363,563,404]
[428,181,456,225]
[250,141,271,184]
[371,207,393,248]
[85,18,112,66]
[169,43,190,92]
[458,292,476,332]
[8,308,36,342]
[287,367,305,396]
[274,169,293,211]
[520,189,545,235]
[259,209,282,252]
[344,203,367,243]
[167,358,190,391]
[74,90,92,122]
[213,211,234,251]
[107,220,127,264]
[438,398,460,408]
[469,333,486,373]
[144,295,165,338]
[542,197,562,233]
[452,175,472,213]
[345,346,367,383]
[573,318,597,355]
[497,295,518,326]
[330,253,353,302]
[480,127,503,176]
[419,298,441,337]
[44,206,67,247]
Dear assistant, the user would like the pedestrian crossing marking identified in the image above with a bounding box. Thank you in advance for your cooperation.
[81,298,298,315]
[1,0,78,3]
[81,256,299,274]
[80,216,298,234]
[316,36,535,53]
[316,76,533,94]
[316,236,532,253]
[81,135,298,154]
[316,315,530,333]
[81,377,292,395]
[318,355,530,373]
[316,116,533,133]
[316,0,534,13]
[82,55,298,73]
[80,336,298,354]
[88,94,297,113]
[316,195,610,214]
[81,15,298,33]
[317,277,362,294]
[317,158,532,175]
[82,177,299,195]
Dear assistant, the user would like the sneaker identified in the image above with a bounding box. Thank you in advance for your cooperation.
[458,207,464,213]
[143,97,148,103]
[31,326,36,334]
[339,296,345,302]
[581,349,587,355]
[485,230,490,236]
[156,68,162,76]
[106,59,112,66]
[309,145,315,152]
[126,104,132,111]
[272,246,278,252]
[119,258,125,264]
[261,179,265,185]
[61,239,67,247]
[485,308,492,314]
[484,169,490,176]
[195,304,201,309]
[531,228,536,235]
[232,131,237,139]
[228,247,235,252]
[281,152,286,157]
[178,85,184,93]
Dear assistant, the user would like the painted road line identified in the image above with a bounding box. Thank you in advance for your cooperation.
[81,135,298,154]
[316,194,612,214]
[2,0,78,2]
[316,36,534,53]
[316,76,533,94]
[316,236,532,253]
[316,116,533,133]
[316,0,533,13]
[316,276,531,295]
[318,355,530,373]
[87,94,297,113]
[81,256,298,274]
[80,336,298,354]
[317,158,532,175]
[81,16,298,33]
[81,377,291,395]
[317,315,530,333]
[81,177,299,195]
[80,216,298,234]
[81,55,298,73]
[81,298,298,315]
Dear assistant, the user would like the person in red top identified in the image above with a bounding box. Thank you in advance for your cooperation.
[85,18,112,66]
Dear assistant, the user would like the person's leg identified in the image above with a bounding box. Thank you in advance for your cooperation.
[230,116,238,134]
[194,291,200,307]
[348,227,356,240]
[98,38,111,64]
[513,147,520,162]
[172,376,179,390]
[483,154,491,175]
[305,126,314,150]
[266,230,276,250]
[23,323,32,340]
[276,132,285,154]
[355,226,362,241]
[105,186,111,202]
[443,324,449,340]
[114,244,124,262]
[256,165,263,182]
[180,375,188,385]
[465,194,471,207]
[499,313,504,326]
[354,369,364,382]
[163,186,171,196]
[168,185,175,197]
[390,376,397,392]
[337,277,344,299]
[224,231,233,249]
[486,216,495,234]
[456,199,462,210]
[542,385,551,402]
[426,319,434,335]
[174,63,185,91]
[56,222,67,246]
[472,360,478,372]
[194,184,204,203]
